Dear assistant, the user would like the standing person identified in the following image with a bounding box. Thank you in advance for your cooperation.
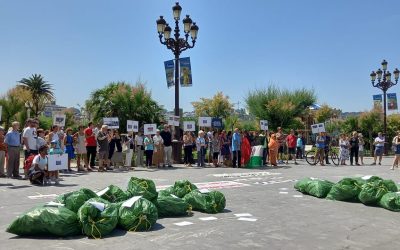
[391,131,400,170]
[371,132,385,165]
[286,129,298,165]
[196,130,206,167]
[135,131,145,168]
[48,140,63,184]
[268,133,279,167]
[144,134,154,168]
[219,130,230,166]
[349,131,360,166]
[36,129,47,149]
[315,132,326,166]
[211,131,220,167]
[63,128,75,172]
[97,125,110,172]
[324,133,332,164]
[84,122,97,170]
[183,131,193,167]
[339,134,349,165]
[4,122,21,179]
[153,130,164,168]
[296,133,303,160]
[358,133,365,165]
[108,130,117,167]
[74,125,89,171]
[160,125,173,168]
[241,131,251,167]
[0,127,6,178]
[227,131,233,162]
[23,119,38,159]
[276,127,285,164]
[124,134,134,169]
[232,128,242,168]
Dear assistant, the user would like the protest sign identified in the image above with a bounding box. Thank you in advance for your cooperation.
[184,121,196,131]
[48,154,68,171]
[198,117,212,127]
[103,117,119,129]
[144,124,157,135]
[53,114,66,127]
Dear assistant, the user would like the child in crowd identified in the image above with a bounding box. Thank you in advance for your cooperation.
[48,140,62,184]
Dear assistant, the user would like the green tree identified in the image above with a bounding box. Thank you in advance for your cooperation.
[86,81,163,132]
[18,74,54,117]
[245,85,316,131]
[192,92,233,118]
[341,116,359,134]
[359,108,382,152]
[0,87,28,129]
[315,104,334,123]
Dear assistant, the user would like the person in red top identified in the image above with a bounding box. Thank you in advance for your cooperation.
[84,122,96,170]
[286,129,298,165]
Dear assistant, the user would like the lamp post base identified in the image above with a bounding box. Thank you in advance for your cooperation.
[172,140,183,164]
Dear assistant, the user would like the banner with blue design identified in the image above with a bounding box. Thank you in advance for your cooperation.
[179,57,192,87]
[164,60,174,88]
[373,94,382,109]
[387,93,398,110]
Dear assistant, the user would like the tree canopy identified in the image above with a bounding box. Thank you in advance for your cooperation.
[85,81,163,132]
[191,92,233,118]
[245,85,316,130]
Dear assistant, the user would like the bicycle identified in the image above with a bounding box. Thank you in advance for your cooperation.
[305,147,339,166]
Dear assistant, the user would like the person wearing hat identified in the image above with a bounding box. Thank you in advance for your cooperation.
[0,126,6,178]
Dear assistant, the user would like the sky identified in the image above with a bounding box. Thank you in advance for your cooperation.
[1,0,400,113]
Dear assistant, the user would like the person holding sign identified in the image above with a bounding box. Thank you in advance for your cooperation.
[315,132,326,166]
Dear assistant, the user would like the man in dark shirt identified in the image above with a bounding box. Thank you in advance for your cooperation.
[349,131,360,166]
[324,133,331,164]
[160,125,173,167]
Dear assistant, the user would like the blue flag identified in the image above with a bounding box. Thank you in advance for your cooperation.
[179,57,192,87]
[164,60,174,88]
[387,93,398,110]
[373,94,382,109]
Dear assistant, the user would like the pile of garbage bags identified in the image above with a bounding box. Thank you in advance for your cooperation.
[295,175,400,212]
[6,178,226,239]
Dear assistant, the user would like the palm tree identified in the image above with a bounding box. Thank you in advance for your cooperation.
[18,74,54,117]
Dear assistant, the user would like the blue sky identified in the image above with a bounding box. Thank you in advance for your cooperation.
[1,0,400,113]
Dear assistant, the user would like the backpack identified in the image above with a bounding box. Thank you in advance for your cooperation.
[24,154,36,171]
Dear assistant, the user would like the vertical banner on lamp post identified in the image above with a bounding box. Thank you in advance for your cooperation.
[164,60,174,88]
[180,57,192,87]
[373,94,383,109]
[387,93,398,110]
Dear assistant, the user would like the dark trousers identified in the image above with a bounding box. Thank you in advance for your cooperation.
[350,147,359,165]
[296,147,303,159]
[184,146,193,164]
[232,150,242,167]
[325,148,330,164]
[145,150,153,166]
[86,146,97,167]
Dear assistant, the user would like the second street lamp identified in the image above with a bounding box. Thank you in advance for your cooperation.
[157,2,199,163]
[370,59,400,154]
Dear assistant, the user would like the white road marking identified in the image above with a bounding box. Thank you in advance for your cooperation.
[238,217,257,222]
[174,221,194,226]
[279,192,289,194]
[234,213,253,217]
[279,188,288,190]
[293,195,303,198]
[28,194,58,199]
[199,217,218,221]
[213,172,282,178]
[157,181,249,191]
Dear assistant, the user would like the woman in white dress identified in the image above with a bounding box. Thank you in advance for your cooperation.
[74,125,89,171]
[339,134,350,165]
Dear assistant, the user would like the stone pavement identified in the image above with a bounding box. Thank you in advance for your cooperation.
[1,157,400,250]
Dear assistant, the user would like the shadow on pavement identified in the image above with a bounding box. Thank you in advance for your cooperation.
[7,185,32,189]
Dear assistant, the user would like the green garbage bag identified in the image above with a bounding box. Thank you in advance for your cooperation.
[326,178,364,201]
[97,185,128,203]
[7,202,81,237]
[305,180,334,198]
[183,190,226,214]
[118,196,158,232]
[56,188,98,213]
[78,198,119,238]
[172,180,198,198]
[358,179,398,205]
[294,178,313,193]
[158,187,174,197]
[127,177,158,202]
[379,192,400,212]
[156,195,192,218]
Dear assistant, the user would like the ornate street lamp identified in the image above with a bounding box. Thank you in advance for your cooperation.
[370,60,400,153]
[157,2,199,162]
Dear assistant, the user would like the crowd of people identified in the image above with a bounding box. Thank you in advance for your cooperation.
[1,118,400,186]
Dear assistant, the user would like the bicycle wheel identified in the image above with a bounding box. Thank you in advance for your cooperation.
[330,152,339,166]
[306,151,318,165]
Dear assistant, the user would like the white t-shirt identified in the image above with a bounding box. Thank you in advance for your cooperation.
[31,154,47,171]
[374,136,385,147]
[37,137,47,148]
[23,127,38,151]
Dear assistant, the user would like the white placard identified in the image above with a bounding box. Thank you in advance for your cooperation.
[144,123,157,135]
[183,121,196,131]
[89,201,106,211]
[122,196,142,208]
[168,115,180,126]
[53,114,66,127]
[47,154,68,171]
[198,117,212,127]
[311,123,325,134]
[173,116,180,126]
[103,117,119,129]
[96,187,110,196]
[127,120,139,132]
[260,120,268,130]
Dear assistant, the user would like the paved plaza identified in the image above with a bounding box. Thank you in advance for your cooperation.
[1,157,400,250]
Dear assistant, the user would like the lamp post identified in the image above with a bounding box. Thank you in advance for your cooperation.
[157,2,199,162]
[370,60,400,154]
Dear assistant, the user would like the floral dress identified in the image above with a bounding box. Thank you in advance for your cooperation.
[339,139,349,161]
